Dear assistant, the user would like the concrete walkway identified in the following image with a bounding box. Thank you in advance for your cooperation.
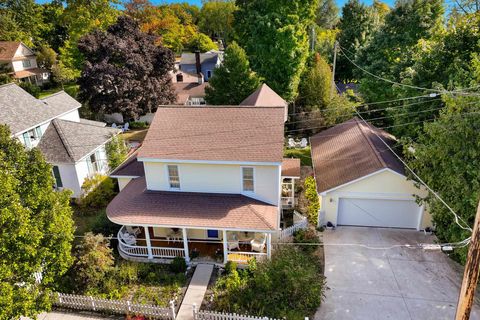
[176,264,213,320]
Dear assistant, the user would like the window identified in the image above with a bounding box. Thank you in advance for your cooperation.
[21,126,42,148]
[22,59,31,68]
[242,167,254,192]
[207,230,219,239]
[52,166,63,189]
[168,165,180,189]
[22,132,31,148]
[206,70,212,78]
[176,74,183,82]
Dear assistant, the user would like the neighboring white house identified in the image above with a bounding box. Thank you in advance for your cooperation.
[0,41,50,85]
[107,85,302,266]
[0,83,120,198]
[310,117,432,231]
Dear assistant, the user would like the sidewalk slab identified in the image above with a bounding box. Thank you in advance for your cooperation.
[176,264,213,320]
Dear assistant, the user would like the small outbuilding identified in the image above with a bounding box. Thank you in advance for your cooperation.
[310,117,432,230]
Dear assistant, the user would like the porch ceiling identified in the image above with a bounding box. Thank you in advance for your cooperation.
[107,177,278,231]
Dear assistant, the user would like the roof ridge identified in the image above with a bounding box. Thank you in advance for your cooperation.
[40,90,67,100]
[247,201,276,230]
[0,82,16,89]
[52,119,75,161]
[354,117,387,168]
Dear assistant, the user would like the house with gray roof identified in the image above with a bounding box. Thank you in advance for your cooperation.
[179,51,223,81]
[0,83,120,197]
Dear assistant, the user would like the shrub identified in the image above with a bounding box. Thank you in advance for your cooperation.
[304,176,320,225]
[116,261,138,285]
[80,174,116,208]
[170,257,187,274]
[213,247,325,319]
[129,121,148,129]
[106,135,128,170]
[19,81,41,98]
[91,210,119,236]
[293,229,321,254]
[73,232,115,292]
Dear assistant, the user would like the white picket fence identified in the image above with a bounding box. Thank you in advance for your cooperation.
[193,305,308,320]
[55,293,176,319]
[275,211,308,242]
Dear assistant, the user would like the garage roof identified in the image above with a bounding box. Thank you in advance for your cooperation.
[310,117,405,193]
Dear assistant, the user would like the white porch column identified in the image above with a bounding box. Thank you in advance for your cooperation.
[182,228,190,263]
[222,230,228,264]
[292,179,295,206]
[144,226,153,259]
[266,233,272,259]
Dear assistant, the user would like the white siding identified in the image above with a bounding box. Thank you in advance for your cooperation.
[73,145,109,198]
[117,177,132,191]
[55,163,81,197]
[58,109,80,122]
[143,162,281,205]
[11,58,38,72]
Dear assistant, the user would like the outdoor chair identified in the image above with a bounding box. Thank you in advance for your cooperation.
[299,138,308,148]
[111,123,117,128]
[126,226,141,236]
[288,138,297,148]
[250,234,267,252]
[122,122,130,132]
[119,229,136,245]
[227,233,240,251]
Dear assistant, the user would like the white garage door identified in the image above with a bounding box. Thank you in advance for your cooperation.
[338,198,421,229]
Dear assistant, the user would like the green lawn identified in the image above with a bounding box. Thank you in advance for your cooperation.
[284,146,312,166]
[39,83,79,99]
[121,128,149,143]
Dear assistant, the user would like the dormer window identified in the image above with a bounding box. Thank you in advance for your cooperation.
[242,167,254,192]
[168,165,180,189]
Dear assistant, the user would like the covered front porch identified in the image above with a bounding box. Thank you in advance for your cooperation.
[117,225,272,265]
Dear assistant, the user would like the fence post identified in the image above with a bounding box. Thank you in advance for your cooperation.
[192,303,197,320]
[89,296,96,311]
[127,300,131,312]
[57,293,62,304]
[169,300,176,319]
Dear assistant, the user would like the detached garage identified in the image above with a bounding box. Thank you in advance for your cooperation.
[310,117,432,230]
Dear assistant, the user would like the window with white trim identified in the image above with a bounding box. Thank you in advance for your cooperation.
[22,59,31,68]
[168,165,180,189]
[242,167,254,192]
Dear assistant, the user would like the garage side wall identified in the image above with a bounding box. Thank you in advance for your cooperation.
[319,170,432,230]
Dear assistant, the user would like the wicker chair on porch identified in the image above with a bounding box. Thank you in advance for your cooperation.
[250,234,266,252]
[227,233,240,251]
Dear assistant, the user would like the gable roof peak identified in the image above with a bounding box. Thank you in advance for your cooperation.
[239,83,287,107]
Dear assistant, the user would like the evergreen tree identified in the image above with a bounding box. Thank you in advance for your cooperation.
[205,42,260,105]
[0,125,75,319]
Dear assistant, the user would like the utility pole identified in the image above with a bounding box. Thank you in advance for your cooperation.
[330,41,338,98]
[455,200,480,320]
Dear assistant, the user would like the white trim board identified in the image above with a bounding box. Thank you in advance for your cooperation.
[138,157,282,166]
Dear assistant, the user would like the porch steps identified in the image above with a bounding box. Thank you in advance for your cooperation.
[176,264,213,320]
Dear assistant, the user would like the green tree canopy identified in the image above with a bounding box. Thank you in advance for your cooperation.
[205,41,260,105]
[406,96,480,264]
[234,0,318,102]
[298,53,332,110]
[315,0,339,29]
[0,125,74,319]
[198,0,236,44]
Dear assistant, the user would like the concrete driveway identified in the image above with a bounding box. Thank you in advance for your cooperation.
[315,227,480,320]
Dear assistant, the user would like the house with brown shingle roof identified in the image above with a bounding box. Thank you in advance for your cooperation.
[310,117,432,230]
[106,86,302,266]
[0,41,50,85]
[0,83,120,197]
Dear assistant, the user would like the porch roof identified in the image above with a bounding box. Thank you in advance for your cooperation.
[281,158,301,178]
[106,177,278,231]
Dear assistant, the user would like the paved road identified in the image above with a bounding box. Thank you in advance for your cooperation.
[315,227,480,320]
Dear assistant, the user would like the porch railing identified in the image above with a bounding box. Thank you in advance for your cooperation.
[226,251,267,264]
[281,197,294,208]
[276,211,308,242]
[117,227,184,260]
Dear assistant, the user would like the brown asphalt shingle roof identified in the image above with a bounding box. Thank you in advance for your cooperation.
[173,82,207,104]
[106,177,278,231]
[240,84,287,107]
[281,158,301,178]
[38,119,120,163]
[110,151,144,177]
[137,106,285,163]
[0,41,21,60]
[310,117,405,193]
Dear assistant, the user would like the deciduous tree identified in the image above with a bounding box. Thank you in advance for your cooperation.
[198,0,236,43]
[234,0,318,101]
[205,42,260,105]
[0,125,74,319]
[78,16,176,119]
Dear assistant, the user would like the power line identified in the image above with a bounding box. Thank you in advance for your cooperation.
[354,109,473,232]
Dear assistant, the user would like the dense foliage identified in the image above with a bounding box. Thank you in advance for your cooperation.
[80,174,116,208]
[0,125,74,319]
[213,245,325,319]
[78,16,176,119]
[106,135,128,170]
[234,0,318,101]
[304,176,320,225]
[205,42,260,105]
